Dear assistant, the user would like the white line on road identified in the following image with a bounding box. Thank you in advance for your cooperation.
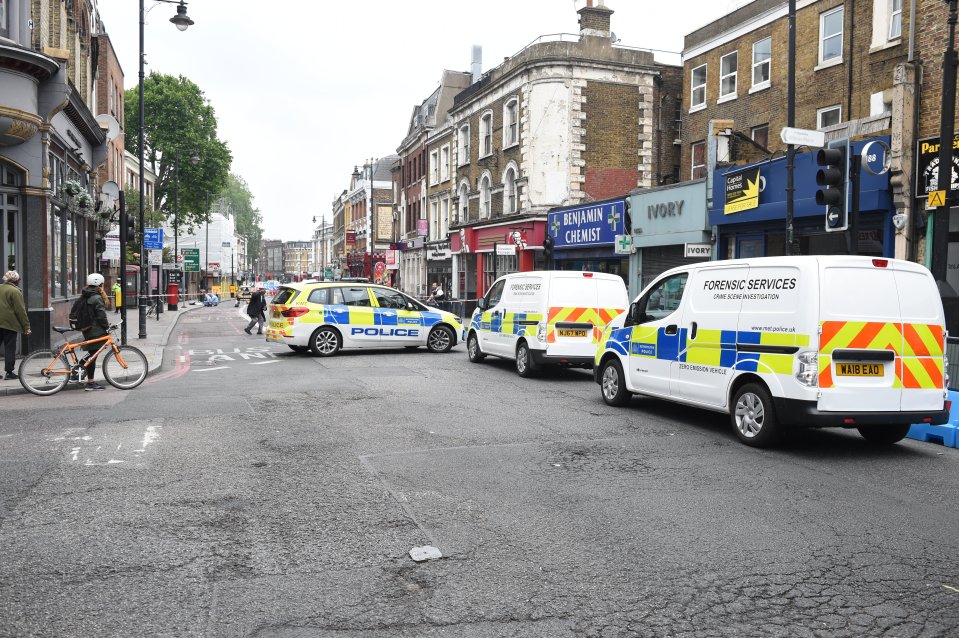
[249,360,280,365]
[193,366,230,372]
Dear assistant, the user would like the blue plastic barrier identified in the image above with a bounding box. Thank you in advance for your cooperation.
[907,390,959,448]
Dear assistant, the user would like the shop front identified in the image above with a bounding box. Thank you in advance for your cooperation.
[629,180,712,297]
[426,241,452,298]
[548,197,628,287]
[710,136,895,260]
[450,219,547,299]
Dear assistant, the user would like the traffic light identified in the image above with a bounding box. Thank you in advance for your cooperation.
[816,138,850,233]
[120,213,136,246]
[543,234,554,260]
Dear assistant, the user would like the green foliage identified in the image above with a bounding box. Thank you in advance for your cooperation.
[218,174,264,262]
[124,73,232,229]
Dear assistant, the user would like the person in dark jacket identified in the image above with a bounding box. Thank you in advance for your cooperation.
[0,271,31,380]
[243,289,267,335]
[78,273,111,391]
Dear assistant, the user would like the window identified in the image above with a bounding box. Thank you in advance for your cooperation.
[503,167,517,214]
[691,141,706,179]
[429,150,439,185]
[440,145,450,182]
[820,7,844,64]
[752,37,771,88]
[817,105,842,128]
[480,112,493,157]
[458,182,469,221]
[372,288,408,309]
[751,124,769,150]
[504,98,519,147]
[479,175,491,218]
[889,0,902,39]
[637,274,688,323]
[690,64,707,109]
[308,287,344,305]
[341,287,372,307]
[458,124,470,165]
[440,198,450,236]
[719,51,738,99]
[430,200,439,240]
[484,278,506,307]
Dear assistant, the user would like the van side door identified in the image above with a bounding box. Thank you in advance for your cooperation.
[625,272,689,397]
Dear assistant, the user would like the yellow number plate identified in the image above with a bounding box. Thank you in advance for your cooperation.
[557,329,588,338]
[835,363,884,377]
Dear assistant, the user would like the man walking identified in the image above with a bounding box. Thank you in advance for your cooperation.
[0,271,31,380]
[244,288,267,335]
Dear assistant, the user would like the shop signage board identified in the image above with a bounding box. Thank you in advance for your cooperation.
[724,166,761,214]
[385,249,399,270]
[208,262,220,271]
[182,248,200,272]
[548,199,625,249]
[614,234,633,255]
[143,228,163,250]
[915,134,959,198]
[685,243,712,258]
[496,244,516,255]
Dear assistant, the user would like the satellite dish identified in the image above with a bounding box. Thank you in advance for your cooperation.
[95,114,120,142]
[101,181,120,199]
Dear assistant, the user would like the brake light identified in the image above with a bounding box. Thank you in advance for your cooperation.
[872,259,888,268]
[582,272,593,278]
[281,307,309,318]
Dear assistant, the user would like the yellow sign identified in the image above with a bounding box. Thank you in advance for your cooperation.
[211,286,222,294]
[724,167,761,214]
[229,285,237,293]
[929,190,947,208]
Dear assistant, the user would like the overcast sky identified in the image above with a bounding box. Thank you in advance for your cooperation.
[95,0,750,241]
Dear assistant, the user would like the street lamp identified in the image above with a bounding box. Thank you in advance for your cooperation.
[171,147,199,310]
[138,0,194,339]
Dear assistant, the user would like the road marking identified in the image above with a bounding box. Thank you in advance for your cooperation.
[249,360,280,365]
[944,584,959,593]
[136,425,161,453]
[193,366,229,372]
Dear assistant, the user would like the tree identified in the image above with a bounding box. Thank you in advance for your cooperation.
[218,174,264,265]
[124,73,232,229]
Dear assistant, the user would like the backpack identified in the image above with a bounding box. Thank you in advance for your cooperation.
[69,295,92,331]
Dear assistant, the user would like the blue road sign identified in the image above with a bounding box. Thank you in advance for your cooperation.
[143,227,163,250]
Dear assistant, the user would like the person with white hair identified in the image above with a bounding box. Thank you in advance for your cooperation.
[0,271,31,380]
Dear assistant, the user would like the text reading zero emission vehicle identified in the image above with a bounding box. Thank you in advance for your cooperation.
[266,282,463,356]
[595,256,949,447]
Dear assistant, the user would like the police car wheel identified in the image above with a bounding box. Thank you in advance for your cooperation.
[467,333,485,363]
[600,359,630,406]
[516,342,539,378]
[427,326,454,353]
[856,424,910,444]
[309,327,341,357]
[731,383,781,447]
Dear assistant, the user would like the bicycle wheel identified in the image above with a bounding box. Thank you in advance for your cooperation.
[19,349,70,396]
[101,345,149,390]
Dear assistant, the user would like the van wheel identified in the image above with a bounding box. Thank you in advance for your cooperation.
[857,424,911,444]
[427,326,454,353]
[467,333,485,363]
[516,342,539,378]
[731,383,781,447]
[600,359,631,406]
[309,327,341,357]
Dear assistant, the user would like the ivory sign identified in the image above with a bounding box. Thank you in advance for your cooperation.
[685,243,712,258]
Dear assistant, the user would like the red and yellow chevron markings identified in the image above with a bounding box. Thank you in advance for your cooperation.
[546,306,625,343]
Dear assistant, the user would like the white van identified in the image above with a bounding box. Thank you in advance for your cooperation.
[594,256,949,447]
[466,271,628,377]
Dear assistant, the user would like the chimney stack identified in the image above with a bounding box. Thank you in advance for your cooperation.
[578,1,613,40]
[471,45,482,83]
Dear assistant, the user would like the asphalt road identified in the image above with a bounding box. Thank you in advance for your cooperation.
[1,303,958,637]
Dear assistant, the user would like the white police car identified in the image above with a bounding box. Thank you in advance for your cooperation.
[266,281,462,356]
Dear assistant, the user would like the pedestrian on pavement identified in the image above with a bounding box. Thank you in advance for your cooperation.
[244,288,267,335]
[78,273,111,391]
[111,281,122,314]
[0,271,31,380]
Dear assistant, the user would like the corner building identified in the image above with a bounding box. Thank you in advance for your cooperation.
[447,1,681,298]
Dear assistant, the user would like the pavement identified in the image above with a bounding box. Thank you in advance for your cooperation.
[1,302,207,397]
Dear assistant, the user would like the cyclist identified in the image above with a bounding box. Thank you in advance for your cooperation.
[77,273,111,391]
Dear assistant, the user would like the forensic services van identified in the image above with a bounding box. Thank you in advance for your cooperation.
[594,256,949,447]
[466,271,628,377]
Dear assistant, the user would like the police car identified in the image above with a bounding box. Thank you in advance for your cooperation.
[266,281,463,356]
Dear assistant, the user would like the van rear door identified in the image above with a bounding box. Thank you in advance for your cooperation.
[547,273,626,359]
[818,258,943,412]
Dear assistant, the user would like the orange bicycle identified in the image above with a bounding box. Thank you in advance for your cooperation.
[18,320,148,396]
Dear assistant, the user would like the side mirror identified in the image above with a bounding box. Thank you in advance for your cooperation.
[476,297,488,311]
[625,301,644,326]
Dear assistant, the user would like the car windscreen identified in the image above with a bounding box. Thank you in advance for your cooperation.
[272,288,298,305]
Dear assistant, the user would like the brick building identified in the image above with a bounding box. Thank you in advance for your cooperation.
[345,157,400,283]
[447,1,681,298]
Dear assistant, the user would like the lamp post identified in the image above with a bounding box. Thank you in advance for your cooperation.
[171,147,199,310]
[138,0,194,338]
